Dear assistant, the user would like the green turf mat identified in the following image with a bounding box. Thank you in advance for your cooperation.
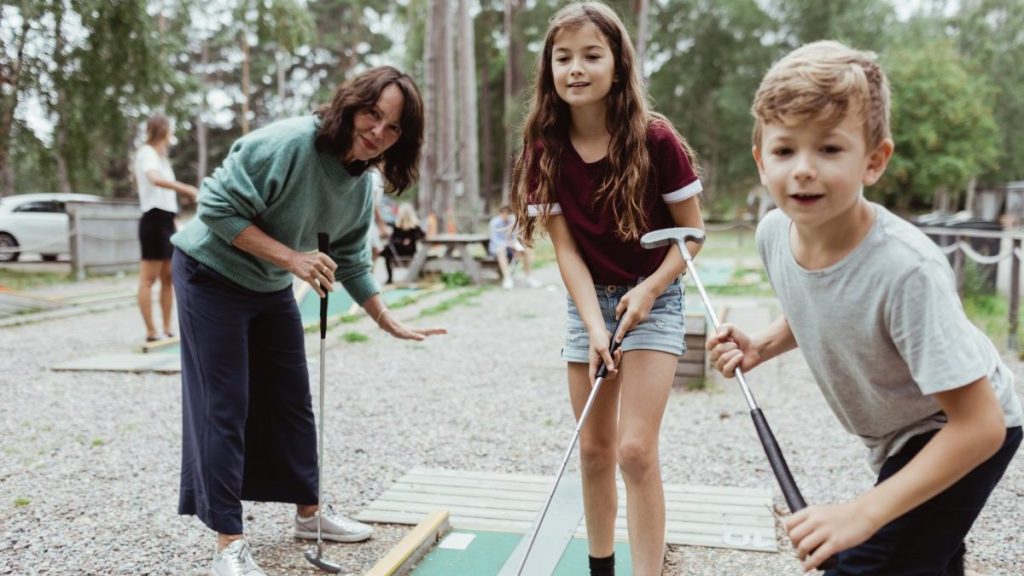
[690,259,734,287]
[296,286,418,325]
[154,288,420,356]
[410,530,632,576]
[296,286,356,321]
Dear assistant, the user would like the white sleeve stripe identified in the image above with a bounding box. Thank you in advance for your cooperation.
[527,203,563,217]
[662,180,703,204]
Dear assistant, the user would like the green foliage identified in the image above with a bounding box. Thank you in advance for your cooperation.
[341,331,370,343]
[876,39,1000,209]
[4,0,1020,214]
[440,271,472,288]
[951,0,1024,183]
[0,269,72,291]
[647,0,778,208]
[683,376,716,392]
[13,497,30,507]
[962,291,1022,356]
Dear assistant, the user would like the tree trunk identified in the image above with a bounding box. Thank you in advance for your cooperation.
[276,48,287,118]
[240,31,251,134]
[441,0,457,232]
[458,0,481,231]
[420,0,439,221]
[480,43,494,212]
[197,40,210,185]
[964,177,977,216]
[634,0,649,76]
[0,17,31,196]
[501,0,522,203]
[53,5,71,193]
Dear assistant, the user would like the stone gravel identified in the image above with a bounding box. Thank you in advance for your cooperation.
[1,264,1022,576]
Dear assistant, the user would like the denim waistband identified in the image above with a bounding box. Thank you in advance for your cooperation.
[594,276,681,295]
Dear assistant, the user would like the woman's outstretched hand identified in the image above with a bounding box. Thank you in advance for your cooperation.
[376,310,447,341]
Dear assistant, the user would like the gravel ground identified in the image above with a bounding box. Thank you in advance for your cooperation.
[1,264,1022,576]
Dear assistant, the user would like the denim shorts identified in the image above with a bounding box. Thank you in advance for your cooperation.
[562,278,686,363]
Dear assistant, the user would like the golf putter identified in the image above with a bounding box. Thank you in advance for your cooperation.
[514,318,624,576]
[304,232,343,574]
[641,227,836,571]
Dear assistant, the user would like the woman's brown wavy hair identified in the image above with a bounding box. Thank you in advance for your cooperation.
[510,1,698,244]
[315,66,424,194]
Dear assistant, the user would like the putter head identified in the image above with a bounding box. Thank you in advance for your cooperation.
[305,546,343,574]
[640,227,706,250]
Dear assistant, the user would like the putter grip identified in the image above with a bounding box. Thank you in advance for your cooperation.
[751,408,837,571]
[595,317,626,379]
[317,233,329,339]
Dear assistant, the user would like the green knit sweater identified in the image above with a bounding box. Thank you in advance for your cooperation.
[172,115,378,302]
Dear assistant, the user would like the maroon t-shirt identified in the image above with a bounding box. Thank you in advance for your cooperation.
[528,121,702,285]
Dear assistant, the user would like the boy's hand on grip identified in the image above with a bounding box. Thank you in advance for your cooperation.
[706,323,760,377]
[786,501,876,572]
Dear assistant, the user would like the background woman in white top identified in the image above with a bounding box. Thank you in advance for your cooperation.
[134,115,198,342]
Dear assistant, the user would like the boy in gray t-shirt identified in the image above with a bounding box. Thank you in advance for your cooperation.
[708,41,1022,575]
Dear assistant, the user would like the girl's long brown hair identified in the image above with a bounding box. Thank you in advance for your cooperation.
[510,1,698,244]
[315,66,424,193]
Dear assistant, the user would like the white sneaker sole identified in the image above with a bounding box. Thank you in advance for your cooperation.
[294,529,372,543]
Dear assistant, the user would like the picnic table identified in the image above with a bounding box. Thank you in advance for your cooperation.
[403,233,492,284]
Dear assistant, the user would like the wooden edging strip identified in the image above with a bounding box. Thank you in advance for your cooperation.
[364,509,451,576]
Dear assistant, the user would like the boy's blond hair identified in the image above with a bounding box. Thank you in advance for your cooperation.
[752,40,891,150]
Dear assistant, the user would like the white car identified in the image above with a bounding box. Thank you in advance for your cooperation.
[0,193,103,262]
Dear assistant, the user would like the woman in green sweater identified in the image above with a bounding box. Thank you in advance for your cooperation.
[171,66,444,576]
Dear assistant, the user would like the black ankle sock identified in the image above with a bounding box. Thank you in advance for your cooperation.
[589,553,615,576]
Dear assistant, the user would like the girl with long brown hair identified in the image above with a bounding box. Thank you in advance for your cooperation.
[509,3,704,574]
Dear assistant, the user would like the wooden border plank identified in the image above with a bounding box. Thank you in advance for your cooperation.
[364,509,450,576]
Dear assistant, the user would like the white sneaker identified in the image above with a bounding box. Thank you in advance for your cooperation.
[295,504,373,543]
[525,276,541,288]
[211,540,265,576]
[501,277,514,290]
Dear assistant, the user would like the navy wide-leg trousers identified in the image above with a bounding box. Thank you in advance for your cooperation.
[172,248,318,534]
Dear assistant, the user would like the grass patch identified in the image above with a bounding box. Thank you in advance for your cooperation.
[698,227,759,260]
[0,268,72,291]
[704,283,776,297]
[91,438,106,447]
[962,292,1022,356]
[683,377,717,392]
[440,271,473,288]
[13,497,30,507]
[418,287,485,318]
[529,237,556,269]
[341,331,370,343]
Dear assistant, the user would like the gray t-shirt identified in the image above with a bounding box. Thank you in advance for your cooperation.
[758,204,1022,471]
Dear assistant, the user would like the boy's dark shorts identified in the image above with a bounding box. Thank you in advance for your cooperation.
[826,426,1021,576]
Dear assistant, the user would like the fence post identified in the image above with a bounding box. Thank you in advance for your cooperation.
[69,207,86,281]
[1010,237,1020,351]
[953,235,965,297]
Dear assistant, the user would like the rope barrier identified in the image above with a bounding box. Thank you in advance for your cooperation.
[705,221,756,232]
[957,241,1013,265]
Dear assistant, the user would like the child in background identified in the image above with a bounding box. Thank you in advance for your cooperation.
[383,202,425,284]
[509,3,704,574]
[707,40,1022,574]
[488,205,538,289]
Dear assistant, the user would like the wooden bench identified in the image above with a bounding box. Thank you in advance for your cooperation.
[404,233,492,284]
[675,313,709,388]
